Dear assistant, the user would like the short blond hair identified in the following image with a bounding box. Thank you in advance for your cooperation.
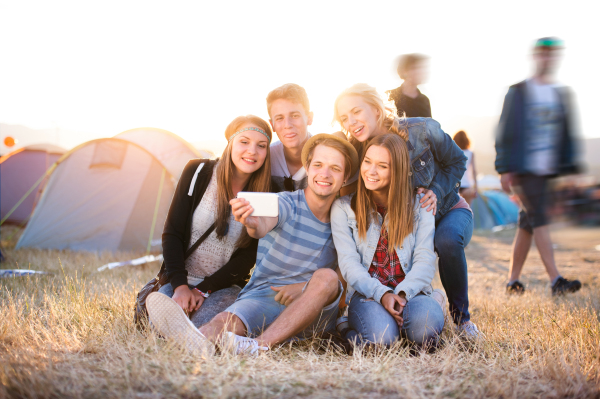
[266,83,310,118]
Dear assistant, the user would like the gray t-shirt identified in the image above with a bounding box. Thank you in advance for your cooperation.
[270,138,310,192]
[525,79,564,176]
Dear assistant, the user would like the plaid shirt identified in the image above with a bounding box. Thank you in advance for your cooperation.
[367,205,405,288]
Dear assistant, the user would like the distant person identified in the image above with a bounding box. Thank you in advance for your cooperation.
[453,130,478,206]
[267,83,313,192]
[157,115,272,328]
[495,37,581,296]
[386,53,432,118]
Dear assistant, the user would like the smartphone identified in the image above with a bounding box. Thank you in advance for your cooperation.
[236,192,279,217]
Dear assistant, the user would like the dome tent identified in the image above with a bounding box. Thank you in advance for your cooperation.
[17,129,200,252]
[1,143,66,224]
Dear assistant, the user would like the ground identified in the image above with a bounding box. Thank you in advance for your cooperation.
[1,224,599,398]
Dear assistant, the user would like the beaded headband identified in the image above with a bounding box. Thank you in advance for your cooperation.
[228,127,271,143]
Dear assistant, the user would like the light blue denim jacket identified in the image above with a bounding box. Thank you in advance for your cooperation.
[330,193,436,305]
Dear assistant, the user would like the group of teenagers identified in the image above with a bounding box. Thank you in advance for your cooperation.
[145,81,481,356]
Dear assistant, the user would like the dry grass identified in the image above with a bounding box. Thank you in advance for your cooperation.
[1,224,599,398]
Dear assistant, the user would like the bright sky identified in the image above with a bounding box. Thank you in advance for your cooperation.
[1,0,597,155]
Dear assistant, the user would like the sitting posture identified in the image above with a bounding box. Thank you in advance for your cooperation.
[156,115,272,328]
[147,133,358,355]
[334,83,481,338]
[332,134,445,347]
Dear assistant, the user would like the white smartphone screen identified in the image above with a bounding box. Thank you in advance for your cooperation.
[236,192,279,217]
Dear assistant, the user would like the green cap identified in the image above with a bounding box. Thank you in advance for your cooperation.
[535,37,564,49]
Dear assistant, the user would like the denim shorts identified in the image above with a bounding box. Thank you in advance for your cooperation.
[224,279,342,340]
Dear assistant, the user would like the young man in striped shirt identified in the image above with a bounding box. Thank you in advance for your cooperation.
[197,134,358,355]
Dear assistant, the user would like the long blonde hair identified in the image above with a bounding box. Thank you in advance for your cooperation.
[216,115,272,248]
[333,83,409,156]
[352,134,414,251]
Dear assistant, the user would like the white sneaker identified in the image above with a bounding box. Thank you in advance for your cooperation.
[146,292,215,356]
[457,320,483,339]
[223,332,268,356]
[432,289,448,318]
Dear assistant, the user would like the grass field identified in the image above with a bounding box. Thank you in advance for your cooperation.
[1,224,599,398]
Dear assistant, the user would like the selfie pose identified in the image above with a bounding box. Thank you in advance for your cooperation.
[147,134,358,355]
[334,83,481,338]
[155,115,272,328]
[332,134,445,346]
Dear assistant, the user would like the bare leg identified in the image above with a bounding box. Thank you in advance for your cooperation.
[532,225,560,281]
[199,312,246,343]
[255,268,340,348]
[509,228,533,282]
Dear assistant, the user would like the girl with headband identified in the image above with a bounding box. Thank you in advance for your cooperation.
[159,115,272,327]
[334,83,481,339]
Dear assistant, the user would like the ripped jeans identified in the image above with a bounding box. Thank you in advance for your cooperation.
[344,292,444,346]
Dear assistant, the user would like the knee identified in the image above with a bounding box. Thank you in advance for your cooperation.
[404,311,444,346]
[311,268,339,294]
[434,231,462,254]
[363,325,399,346]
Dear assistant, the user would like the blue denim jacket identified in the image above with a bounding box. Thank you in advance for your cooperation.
[494,80,579,176]
[403,118,467,221]
[330,193,436,305]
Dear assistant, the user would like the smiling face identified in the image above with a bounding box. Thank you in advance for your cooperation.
[306,144,346,199]
[361,145,391,195]
[269,99,313,150]
[336,95,382,143]
[230,125,269,177]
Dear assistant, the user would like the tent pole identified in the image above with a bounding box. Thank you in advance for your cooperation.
[146,168,166,254]
[1,163,57,226]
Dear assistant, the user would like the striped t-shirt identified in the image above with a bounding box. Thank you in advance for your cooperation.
[239,189,337,295]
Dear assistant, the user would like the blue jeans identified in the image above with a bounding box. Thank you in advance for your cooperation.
[158,283,240,328]
[435,207,473,324]
[345,292,444,346]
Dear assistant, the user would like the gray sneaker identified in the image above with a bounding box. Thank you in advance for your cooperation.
[457,320,483,339]
[223,332,269,356]
[336,316,349,334]
[146,292,215,356]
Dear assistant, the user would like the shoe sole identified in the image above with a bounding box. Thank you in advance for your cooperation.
[146,292,215,356]
[553,282,582,296]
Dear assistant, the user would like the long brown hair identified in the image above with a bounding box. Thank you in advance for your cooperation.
[353,134,414,251]
[216,115,272,248]
[333,83,409,157]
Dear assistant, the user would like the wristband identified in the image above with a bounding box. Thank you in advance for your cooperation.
[193,288,210,298]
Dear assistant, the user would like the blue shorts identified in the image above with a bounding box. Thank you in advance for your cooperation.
[225,279,342,340]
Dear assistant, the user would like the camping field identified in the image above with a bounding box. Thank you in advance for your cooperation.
[1,224,599,398]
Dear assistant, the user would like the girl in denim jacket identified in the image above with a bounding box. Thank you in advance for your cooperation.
[334,83,481,338]
[331,134,445,346]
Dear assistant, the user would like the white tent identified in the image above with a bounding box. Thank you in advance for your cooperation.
[1,143,66,224]
[17,129,200,252]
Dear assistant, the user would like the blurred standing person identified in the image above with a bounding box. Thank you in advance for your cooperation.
[495,37,581,296]
[453,130,478,206]
[386,54,431,118]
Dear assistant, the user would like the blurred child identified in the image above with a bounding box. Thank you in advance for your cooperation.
[453,130,478,206]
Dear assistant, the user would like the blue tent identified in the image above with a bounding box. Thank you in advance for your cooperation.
[472,190,519,230]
